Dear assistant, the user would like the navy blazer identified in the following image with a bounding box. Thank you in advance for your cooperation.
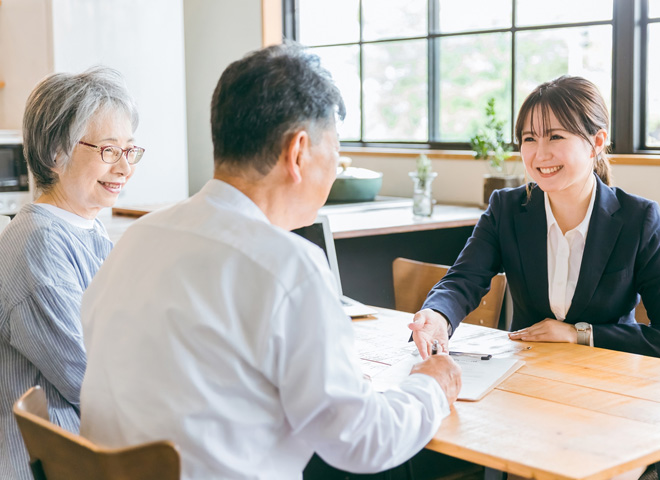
[423,175,660,357]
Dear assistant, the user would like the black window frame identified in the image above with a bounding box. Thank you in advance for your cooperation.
[284,0,658,154]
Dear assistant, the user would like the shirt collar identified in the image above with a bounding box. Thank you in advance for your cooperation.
[544,177,597,238]
[33,203,97,229]
[200,178,271,225]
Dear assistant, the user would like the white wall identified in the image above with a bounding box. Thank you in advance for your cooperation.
[610,164,660,203]
[183,0,263,195]
[0,0,189,205]
[49,0,189,205]
[0,0,53,130]
[349,154,660,206]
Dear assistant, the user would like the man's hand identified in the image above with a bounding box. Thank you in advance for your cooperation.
[411,354,462,405]
[408,308,451,359]
[508,318,578,343]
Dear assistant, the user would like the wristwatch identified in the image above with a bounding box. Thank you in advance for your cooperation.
[575,322,592,346]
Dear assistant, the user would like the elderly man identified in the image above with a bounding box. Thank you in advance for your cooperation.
[79,43,461,480]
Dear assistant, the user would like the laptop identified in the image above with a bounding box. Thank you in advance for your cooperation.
[292,216,377,318]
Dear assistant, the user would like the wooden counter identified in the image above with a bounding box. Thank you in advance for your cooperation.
[105,198,485,308]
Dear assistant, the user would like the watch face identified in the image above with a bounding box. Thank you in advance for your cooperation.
[575,322,589,331]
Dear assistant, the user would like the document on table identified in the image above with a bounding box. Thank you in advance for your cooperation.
[451,356,524,401]
[353,316,525,401]
[364,353,523,401]
[449,325,529,357]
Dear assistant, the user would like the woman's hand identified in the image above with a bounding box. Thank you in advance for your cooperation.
[509,318,578,343]
[408,309,451,359]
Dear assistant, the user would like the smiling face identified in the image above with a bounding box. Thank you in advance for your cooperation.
[42,109,137,219]
[520,108,604,201]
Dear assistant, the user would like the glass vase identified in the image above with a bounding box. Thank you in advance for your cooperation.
[409,171,437,217]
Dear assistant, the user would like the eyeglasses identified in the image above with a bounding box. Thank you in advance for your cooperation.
[78,141,145,165]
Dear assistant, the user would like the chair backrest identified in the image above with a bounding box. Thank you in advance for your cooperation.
[0,215,10,234]
[636,300,650,326]
[13,386,180,480]
[392,257,507,329]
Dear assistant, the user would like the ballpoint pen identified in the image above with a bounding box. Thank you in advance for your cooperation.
[431,340,438,356]
[449,351,492,360]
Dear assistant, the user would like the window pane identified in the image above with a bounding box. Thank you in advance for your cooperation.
[646,25,660,146]
[650,0,660,19]
[363,40,427,142]
[515,26,612,123]
[312,46,361,141]
[516,0,613,27]
[437,33,512,143]
[299,0,359,45]
[362,0,427,41]
[436,0,511,33]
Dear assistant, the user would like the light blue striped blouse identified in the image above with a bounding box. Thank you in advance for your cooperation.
[0,204,112,480]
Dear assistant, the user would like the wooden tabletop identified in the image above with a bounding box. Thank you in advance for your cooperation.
[358,308,660,480]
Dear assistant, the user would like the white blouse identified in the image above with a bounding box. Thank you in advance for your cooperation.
[544,182,597,343]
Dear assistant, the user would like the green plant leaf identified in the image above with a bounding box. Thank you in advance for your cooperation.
[468,97,513,172]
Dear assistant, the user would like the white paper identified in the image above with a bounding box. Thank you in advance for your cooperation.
[451,356,524,401]
[353,315,525,399]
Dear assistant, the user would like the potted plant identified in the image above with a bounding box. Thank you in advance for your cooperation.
[470,98,523,206]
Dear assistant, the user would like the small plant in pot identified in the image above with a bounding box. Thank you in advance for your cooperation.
[470,98,523,207]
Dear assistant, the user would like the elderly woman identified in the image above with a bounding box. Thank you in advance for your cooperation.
[0,67,143,479]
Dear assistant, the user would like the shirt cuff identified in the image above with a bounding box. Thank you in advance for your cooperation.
[403,372,451,419]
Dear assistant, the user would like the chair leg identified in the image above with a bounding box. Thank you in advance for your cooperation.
[30,459,47,480]
[484,467,505,480]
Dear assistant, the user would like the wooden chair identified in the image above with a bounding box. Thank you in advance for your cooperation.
[392,257,507,329]
[13,386,180,480]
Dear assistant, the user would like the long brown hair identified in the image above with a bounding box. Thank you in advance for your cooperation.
[515,75,611,186]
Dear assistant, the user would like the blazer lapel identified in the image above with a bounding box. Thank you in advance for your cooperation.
[566,176,623,321]
[513,186,551,315]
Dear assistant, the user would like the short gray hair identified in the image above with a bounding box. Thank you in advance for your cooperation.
[22,66,139,192]
[211,42,345,174]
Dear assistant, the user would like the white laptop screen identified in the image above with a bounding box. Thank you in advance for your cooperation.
[291,215,343,296]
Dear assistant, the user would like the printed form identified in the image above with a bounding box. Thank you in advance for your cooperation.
[353,312,525,400]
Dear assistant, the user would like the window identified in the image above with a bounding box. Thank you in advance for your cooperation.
[284,0,658,153]
[645,0,660,146]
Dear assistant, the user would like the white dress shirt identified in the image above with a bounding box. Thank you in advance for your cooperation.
[80,179,449,480]
[545,183,597,340]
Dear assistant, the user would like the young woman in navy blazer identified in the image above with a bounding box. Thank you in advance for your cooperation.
[410,76,660,361]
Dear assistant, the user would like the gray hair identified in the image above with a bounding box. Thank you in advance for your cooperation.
[22,66,139,192]
[211,42,345,174]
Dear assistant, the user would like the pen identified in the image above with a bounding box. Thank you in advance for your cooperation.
[449,351,492,360]
[431,340,438,356]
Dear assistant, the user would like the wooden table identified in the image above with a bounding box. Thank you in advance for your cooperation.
[357,308,660,480]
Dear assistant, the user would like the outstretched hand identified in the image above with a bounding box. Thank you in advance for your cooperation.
[508,318,578,343]
[408,308,451,359]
